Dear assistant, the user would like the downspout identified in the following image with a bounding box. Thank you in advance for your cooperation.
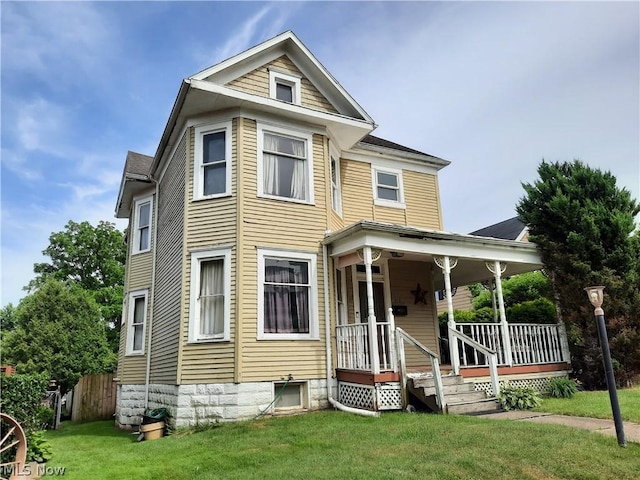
[322,244,379,418]
[143,175,160,411]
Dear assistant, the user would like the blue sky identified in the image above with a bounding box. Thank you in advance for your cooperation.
[1,1,638,307]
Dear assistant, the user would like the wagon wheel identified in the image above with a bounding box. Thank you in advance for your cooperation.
[0,413,27,480]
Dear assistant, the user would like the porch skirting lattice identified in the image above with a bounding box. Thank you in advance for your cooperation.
[473,372,569,397]
[338,381,402,411]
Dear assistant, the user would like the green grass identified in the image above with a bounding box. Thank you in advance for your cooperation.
[43,411,640,479]
[535,387,640,423]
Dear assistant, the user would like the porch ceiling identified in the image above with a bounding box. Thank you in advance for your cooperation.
[324,221,543,288]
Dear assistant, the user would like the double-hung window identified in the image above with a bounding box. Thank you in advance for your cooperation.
[257,249,318,340]
[257,124,314,204]
[188,248,231,342]
[126,290,148,355]
[194,122,232,200]
[269,70,301,105]
[133,196,153,254]
[372,167,405,208]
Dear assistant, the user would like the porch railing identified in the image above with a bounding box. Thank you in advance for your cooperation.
[449,328,501,397]
[335,321,395,372]
[509,323,566,365]
[395,327,446,411]
[454,322,568,367]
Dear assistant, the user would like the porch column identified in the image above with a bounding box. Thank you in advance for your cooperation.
[435,256,459,374]
[363,247,380,374]
[486,261,513,366]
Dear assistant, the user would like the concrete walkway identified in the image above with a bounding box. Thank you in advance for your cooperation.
[478,411,640,444]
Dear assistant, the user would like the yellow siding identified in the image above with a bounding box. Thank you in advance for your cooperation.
[436,285,474,315]
[180,120,238,384]
[339,159,443,230]
[341,159,374,225]
[373,205,406,225]
[403,171,442,229]
[388,259,439,367]
[150,131,187,384]
[118,192,155,384]
[238,120,328,381]
[225,55,338,114]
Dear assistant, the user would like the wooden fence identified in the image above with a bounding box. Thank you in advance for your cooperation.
[71,373,117,423]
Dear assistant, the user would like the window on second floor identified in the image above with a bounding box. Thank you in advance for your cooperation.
[133,195,153,254]
[372,166,405,209]
[269,70,301,105]
[126,290,148,355]
[257,124,314,204]
[194,122,232,200]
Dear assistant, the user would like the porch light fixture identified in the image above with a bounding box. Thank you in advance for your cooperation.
[390,251,404,258]
[584,285,626,447]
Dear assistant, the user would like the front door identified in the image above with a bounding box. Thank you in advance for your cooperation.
[358,281,386,323]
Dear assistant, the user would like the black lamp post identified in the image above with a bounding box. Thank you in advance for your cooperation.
[584,286,626,447]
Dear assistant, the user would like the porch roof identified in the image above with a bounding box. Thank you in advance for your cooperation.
[323,221,543,288]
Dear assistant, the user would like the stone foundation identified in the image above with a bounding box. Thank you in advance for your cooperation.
[115,379,331,429]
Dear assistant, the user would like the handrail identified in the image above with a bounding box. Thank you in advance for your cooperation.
[395,327,447,412]
[449,328,501,396]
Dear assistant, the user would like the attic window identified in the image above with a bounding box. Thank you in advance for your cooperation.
[269,70,301,105]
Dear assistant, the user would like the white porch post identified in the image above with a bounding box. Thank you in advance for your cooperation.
[487,261,513,366]
[363,247,380,374]
[435,256,459,374]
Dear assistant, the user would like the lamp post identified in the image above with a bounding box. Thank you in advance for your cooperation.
[584,286,626,447]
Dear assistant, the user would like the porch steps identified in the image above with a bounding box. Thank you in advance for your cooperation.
[408,374,501,415]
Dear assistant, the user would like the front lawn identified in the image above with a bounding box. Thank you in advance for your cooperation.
[535,387,640,423]
[43,411,639,479]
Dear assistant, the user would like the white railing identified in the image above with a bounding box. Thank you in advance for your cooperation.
[449,328,501,397]
[509,323,566,365]
[335,311,395,373]
[395,327,447,411]
[455,323,506,365]
[454,322,569,367]
[336,323,370,370]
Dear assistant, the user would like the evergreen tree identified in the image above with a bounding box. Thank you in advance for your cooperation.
[517,160,640,387]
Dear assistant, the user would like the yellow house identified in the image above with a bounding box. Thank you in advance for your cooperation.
[114,32,570,428]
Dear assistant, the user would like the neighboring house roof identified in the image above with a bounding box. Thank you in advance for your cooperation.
[469,216,527,241]
[115,151,154,218]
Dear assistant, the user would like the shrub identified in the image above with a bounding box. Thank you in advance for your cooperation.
[497,383,541,411]
[0,373,52,462]
[546,377,579,398]
[506,298,557,324]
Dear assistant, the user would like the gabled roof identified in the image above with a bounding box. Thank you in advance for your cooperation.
[469,216,527,241]
[115,151,154,218]
[190,31,373,123]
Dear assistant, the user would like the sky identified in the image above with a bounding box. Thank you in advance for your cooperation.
[1,1,639,307]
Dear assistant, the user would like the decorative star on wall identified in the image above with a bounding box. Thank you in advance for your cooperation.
[411,283,428,305]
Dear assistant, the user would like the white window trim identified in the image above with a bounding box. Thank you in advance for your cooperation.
[126,289,148,356]
[329,143,342,216]
[272,380,309,411]
[193,121,232,201]
[335,268,347,326]
[257,248,319,340]
[188,247,232,343]
[132,195,153,255]
[269,70,301,105]
[372,166,406,209]
[256,123,315,205]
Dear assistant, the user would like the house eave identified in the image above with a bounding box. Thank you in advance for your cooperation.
[115,175,153,219]
[324,221,542,288]
[350,143,450,170]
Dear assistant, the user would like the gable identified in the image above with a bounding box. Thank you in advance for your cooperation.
[224,55,339,114]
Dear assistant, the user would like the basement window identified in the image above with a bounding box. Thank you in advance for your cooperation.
[273,382,307,410]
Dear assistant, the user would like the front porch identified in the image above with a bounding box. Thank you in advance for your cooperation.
[324,221,572,413]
